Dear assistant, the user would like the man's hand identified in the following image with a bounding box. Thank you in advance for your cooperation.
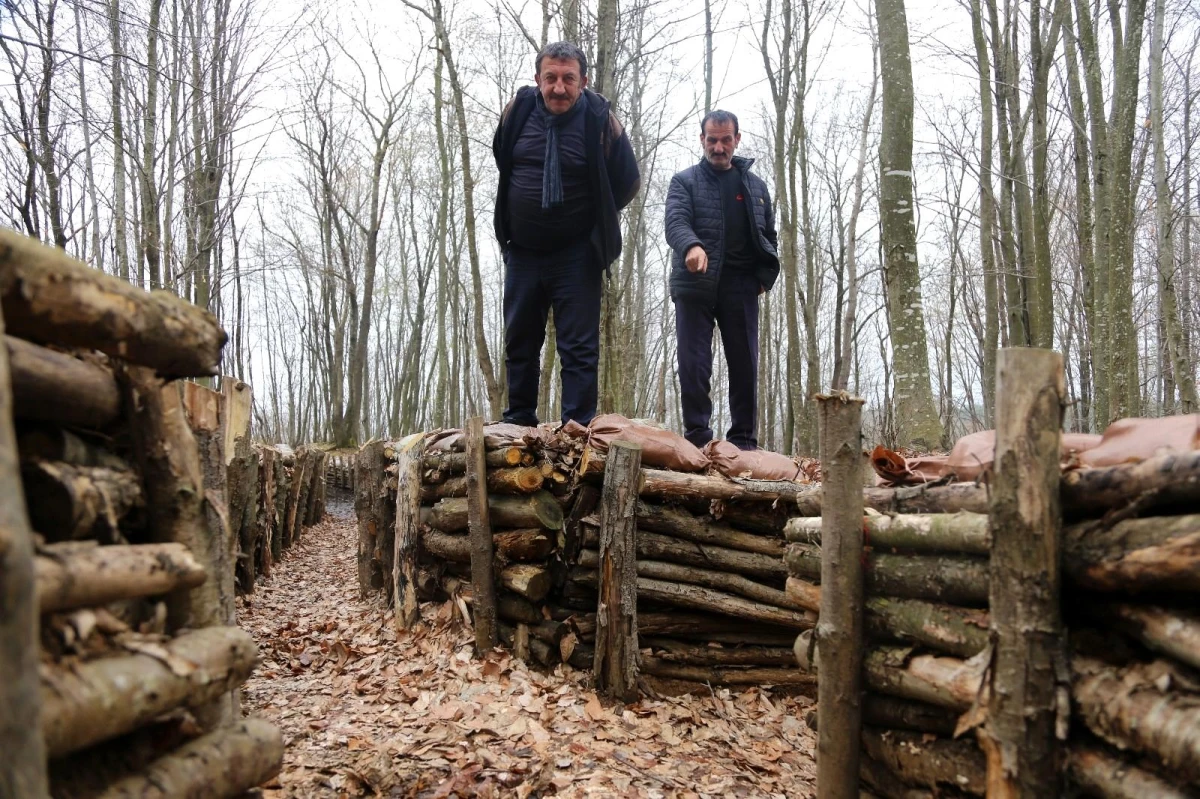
[685,245,708,274]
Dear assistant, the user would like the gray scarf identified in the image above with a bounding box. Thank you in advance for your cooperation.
[537,93,585,211]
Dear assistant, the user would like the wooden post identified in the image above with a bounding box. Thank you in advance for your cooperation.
[0,315,49,797]
[982,348,1066,797]
[816,393,866,799]
[466,417,498,654]
[593,440,642,702]
[393,433,426,630]
[354,441,386,597]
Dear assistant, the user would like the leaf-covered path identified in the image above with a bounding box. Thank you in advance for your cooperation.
[239,495,818,798]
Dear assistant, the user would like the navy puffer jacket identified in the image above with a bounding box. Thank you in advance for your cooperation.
[664,156,780,305]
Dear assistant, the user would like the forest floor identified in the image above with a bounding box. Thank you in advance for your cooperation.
[238,493,818,798]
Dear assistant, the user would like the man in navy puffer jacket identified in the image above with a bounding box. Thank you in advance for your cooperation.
[664,110,780,450]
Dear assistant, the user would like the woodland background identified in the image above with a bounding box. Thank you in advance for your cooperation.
[2,0,1197,454]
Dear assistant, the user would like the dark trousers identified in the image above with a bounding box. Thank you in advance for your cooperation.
[503,240,602,426]
[675,270,760,450]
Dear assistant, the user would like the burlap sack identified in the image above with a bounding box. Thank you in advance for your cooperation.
[578,414,710,472]
[703,440,803,480]
[870,445,948,487]
[1079,415,1200,467]
[945,429,1103,480]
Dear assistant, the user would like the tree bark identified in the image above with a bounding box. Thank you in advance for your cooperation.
[36,542,206,614]
[1068,744,1193,799]
[21,461,143,542]
[420,447,524,477]
[498,563,550,602]
[40,627,258,758]
[1060,450,1200,519]
[355,441,389,597]
[786,543,989,605]
[578,549,798,609]
[861,695,958,736]
[786,511,990,555]
[861,728,985,796]
[637,501,787,556]
[1096,603,1200,671]
[0,231,225,377]
[394,435,426,630]
[92,718,282,799]
[256,445,277,579]
[815,394,866,799]
[1065,516,1200,592]
[584,526,787,581]
[860,483,990,516]
[594,441,641,702]
[640,657,817,687]
[0,308,48,797]
[983,348,1066,798]
[874,0,943,449]
[6,336,121,429]
[421,529,554,564]
[423,491,564,533]
[642,637,796,667]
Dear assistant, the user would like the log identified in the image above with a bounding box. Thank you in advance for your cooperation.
[815,392,865,799]
[6,335,122,429]
[423,491,564,532]
[640,656,818,687]
[1068,744,1194,799]
[120,367,221,633]
[583,525,786,581]
[0,229,226,376]
[22,460,144,541]
[420,466,546,501]
[40,626,258,758]
[498,564,550,602]
[574,569,814,629]
[861,728,985,796]
[785,577,988,658]
[642,637,796,667]
[786,511,990,555]
[0,308,49,797]
[785,543,989,605]
[290,448,315,542]
[636,466,821,506]
[1098,603,1200,671]
[593,440,641,704]
[859,756,937,799]
[578,549,799,609]
[354,441,389,597]
[636,501,786,556]
[861,483,990,516]
[94,719,282,799]
[1065,515,1200,592]
[18,426,128,471]
[1073,655,1200,781]
[861,695,958,736]
[717,501,793,535]
[420,529,554,564]
[271,455,289,565]
[466,417,497,655]
[256,445,277,579]
[420,446,525,477]
[304,450,326,526]
[498,592,542,624]
[1061,450,1200,516]
[394,434,425,630]
[229,439,259,594]
[983,348,1066,798]
[36,542,206,614]
[561,483,601,566]
[567,611,798,646]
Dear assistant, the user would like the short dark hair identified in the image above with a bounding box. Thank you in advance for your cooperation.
[536,41,588,78]
[701,109,739,136]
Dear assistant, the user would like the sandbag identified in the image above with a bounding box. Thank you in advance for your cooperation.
[870,445,948,487]
[570,414,710,472]
[1079,415,1200,467]
[946,430,1102,481]
[704,440,804,481]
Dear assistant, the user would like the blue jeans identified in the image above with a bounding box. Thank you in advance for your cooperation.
[503,240,602,426]
[674,269,760,449]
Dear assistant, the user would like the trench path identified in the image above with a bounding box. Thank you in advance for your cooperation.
[238,491,818,798]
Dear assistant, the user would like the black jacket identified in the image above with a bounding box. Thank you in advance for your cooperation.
[493,86,640,268]
[664,156,780,305]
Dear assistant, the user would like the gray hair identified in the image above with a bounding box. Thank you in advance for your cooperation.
[536,41,588,78]
[701,109,739,136]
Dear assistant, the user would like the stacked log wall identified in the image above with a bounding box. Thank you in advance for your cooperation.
[0,229,282,797]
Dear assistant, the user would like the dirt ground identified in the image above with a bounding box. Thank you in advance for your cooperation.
[238,493,818,798]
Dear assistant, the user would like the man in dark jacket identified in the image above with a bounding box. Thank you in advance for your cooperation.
[493,41,640,427]
[664,110,780,450]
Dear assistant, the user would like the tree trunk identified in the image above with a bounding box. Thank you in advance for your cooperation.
[983,348,1066,797]
[593,441,641,702]
[355,441,389,596]
[874,0,942,449]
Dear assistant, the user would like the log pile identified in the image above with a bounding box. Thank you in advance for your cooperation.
[357,418,821,692]
[789,361,1200,795]
[0,229,282,796]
